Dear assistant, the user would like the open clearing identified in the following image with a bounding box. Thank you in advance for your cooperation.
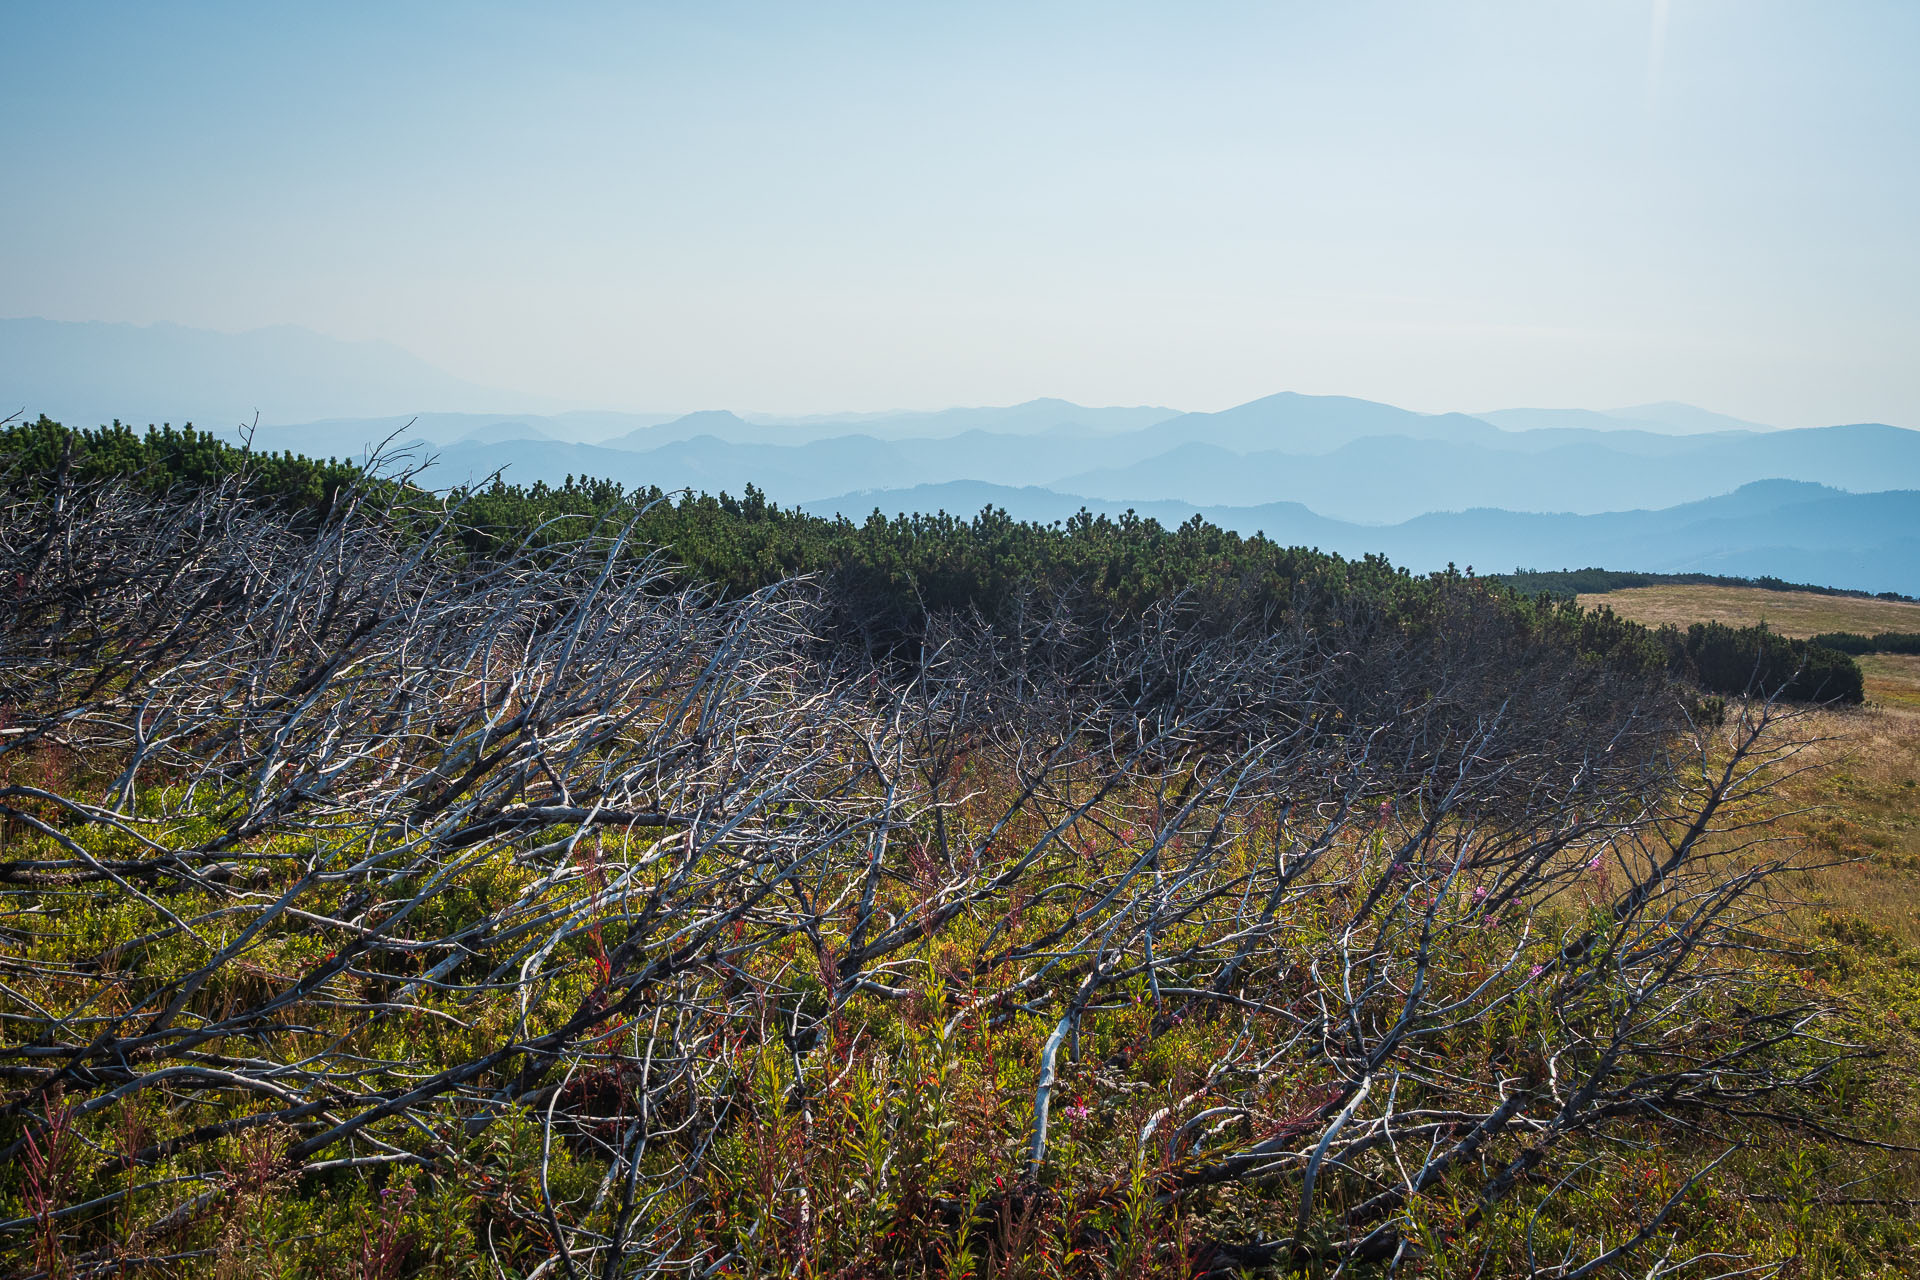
[1861,653,1920,710]
[1578,583,1920,639]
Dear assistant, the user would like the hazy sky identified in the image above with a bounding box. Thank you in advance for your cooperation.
[4,2,1917,424]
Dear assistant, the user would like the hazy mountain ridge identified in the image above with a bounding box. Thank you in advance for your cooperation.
[736,398,1181,440]
[390,404,1920,528]
[1477,403,1772,435]
[1052,424,1920,522]
[1132,392,1503,456]
[226,407,1920,530]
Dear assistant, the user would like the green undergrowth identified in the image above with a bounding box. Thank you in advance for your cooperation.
[5,745,1915,1277]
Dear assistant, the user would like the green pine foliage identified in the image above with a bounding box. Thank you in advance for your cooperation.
[1,415,365,517]
[1813,631,1920,656]
[1667,620,1865,704]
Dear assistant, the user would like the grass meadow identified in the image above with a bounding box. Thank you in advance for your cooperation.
[1576,585,1920,641]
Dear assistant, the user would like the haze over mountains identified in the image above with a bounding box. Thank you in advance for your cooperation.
[0,317,557,426]
[6,316,1916,595]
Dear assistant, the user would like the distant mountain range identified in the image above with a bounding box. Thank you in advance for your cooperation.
[1045,420,1920,522]
[334,407,1915,594]
[7,315,1917,594]
[302,396,1915,526]
[1474,403,1770,435]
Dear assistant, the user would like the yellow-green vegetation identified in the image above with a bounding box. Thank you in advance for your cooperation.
[8,724,1906,1279]
[1714,698,1920,1276]
[1858,655,1920,711]
[1578,584,1920,642]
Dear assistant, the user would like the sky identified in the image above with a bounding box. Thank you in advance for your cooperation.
[3,1,1918,425]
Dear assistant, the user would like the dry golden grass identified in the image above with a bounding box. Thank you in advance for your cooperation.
[1607,577,1920,956]
[1577,584,1920,639]
[1773,702,1920,947]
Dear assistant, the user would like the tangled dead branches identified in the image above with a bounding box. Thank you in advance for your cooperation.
[0,463,1862,1278]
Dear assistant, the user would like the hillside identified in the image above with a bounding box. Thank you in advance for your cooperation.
[1577,583,1920,641]
[1,434,1909,1277]
[1052,426,1920,521]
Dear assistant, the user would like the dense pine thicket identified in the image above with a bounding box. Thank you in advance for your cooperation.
[1813,631,1920,656]
[0,416,1864,704]
[1670,620,1864,703]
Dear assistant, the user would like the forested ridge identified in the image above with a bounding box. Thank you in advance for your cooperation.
[0,414,1897,1278]
[1813,631,1920,656]
[1492,567,1915,604]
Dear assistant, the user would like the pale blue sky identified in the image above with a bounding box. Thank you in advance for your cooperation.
[3,2,1916,424]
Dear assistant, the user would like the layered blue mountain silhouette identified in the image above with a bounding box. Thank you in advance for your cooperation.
[6,317,1915,594]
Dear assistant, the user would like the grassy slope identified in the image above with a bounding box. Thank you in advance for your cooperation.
[1577,585,1920,640]
[1584,583,1920,1273]
[1595,580,1920,953]
[1859,654,1920,711]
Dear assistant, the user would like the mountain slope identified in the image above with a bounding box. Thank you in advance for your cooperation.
[743,398,1180,439]
[1477,403,1772,435]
